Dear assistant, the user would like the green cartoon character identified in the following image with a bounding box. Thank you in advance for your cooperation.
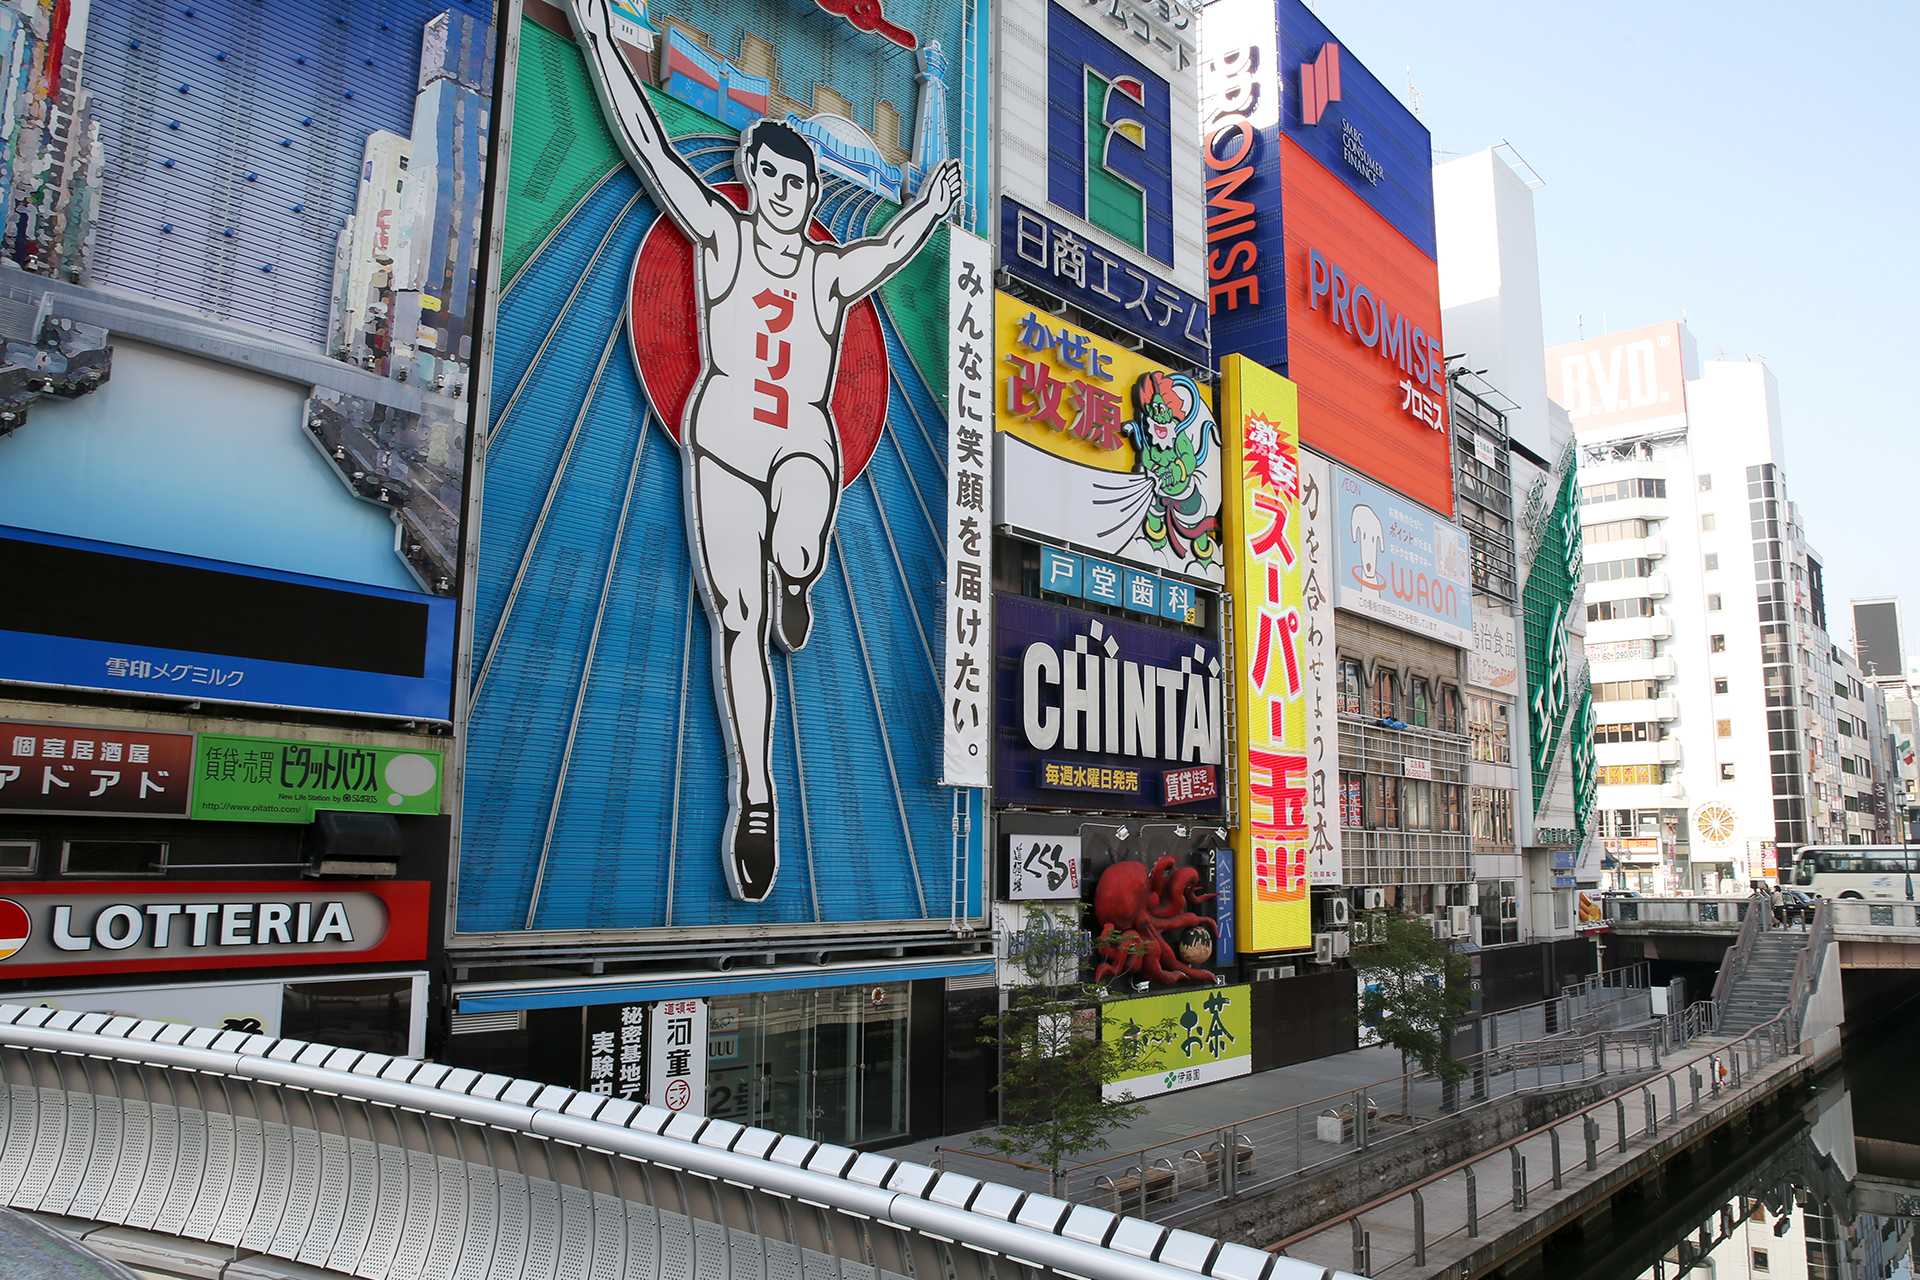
[1122,371,1220,569]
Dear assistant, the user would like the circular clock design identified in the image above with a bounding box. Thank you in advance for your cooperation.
[1693,802,1739,850]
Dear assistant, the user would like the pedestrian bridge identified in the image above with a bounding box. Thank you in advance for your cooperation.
[1605,895,1920,962]
[0,1004,1360,1280]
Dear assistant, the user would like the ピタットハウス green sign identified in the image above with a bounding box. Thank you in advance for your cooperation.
[190,734,443,823]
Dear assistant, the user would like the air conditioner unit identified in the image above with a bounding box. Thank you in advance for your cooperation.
[1430,914,1450,939]
[1362,887,1387,911]
[1327,896,1351,926]
[1313,933,1334,965]
[1253,966,1279,982]
[1331,932,1351,958]
[1466,883,1480,908]
[1451,906,1472,936]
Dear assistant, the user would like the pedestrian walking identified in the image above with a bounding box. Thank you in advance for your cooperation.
[1770,886,1785,926]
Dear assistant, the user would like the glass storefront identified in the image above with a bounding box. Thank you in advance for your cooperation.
[705,982,910,1147]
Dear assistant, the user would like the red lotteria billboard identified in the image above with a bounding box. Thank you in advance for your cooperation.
[1280,136,1453,516]
[0,881,427,980]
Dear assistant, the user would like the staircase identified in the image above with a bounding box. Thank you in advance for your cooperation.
[1717,928,1806,1035]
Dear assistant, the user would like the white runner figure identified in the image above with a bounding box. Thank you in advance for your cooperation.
[569,0,962,901]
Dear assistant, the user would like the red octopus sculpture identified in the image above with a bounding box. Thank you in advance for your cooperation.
[1092,856,1217,986]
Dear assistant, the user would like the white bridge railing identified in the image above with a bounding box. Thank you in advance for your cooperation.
[0,1004,1359,1280]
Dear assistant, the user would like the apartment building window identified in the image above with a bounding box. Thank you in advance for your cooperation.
[1470,787,1513,843]
[1593,721,1662,744]
[1703,553,1718,571]
[1579,478,1667,505]
[1403,779,1433,830]
[1439,785,1462,834]
[1437,685,1461,734]
[1698,473,1712,492]
[1583,558,1653,583]
[1587,519,1650,543]
[1338,658,1364,714]
[1593,680,1660,702]
[1339,772,1364,827]
[1588,597,1655,621]
[1409,678,1431,728]
[1373,668,1397,719]
[1714,678,1729,694]
[1707,594,1723,611]
[1469,695,1511,762]
[1710,634,1726,652]
[1598,764,1662,785]
[1371,774,1399,828]
[1477,879,1519,945]
[1721,763,1736,780]
[1718,719,1733,737]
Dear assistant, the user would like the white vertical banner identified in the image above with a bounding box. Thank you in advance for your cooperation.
[942,226,993,786]
[1300,454,1341,885]
[647,998,707,1115]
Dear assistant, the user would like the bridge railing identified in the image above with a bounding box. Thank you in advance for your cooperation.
[0,1005,1352,1280]
[1606,895,1755,928]
[1824,898,1920,932]
[973,1021,1679,1226]
[1263,1006,1803,1279]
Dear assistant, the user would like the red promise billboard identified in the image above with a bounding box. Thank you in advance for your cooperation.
[1279,137,1453,516]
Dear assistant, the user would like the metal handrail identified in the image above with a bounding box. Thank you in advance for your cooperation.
[1058,1019,1669,1218]
[1710,892,1766,1007]
[1787,897,1833,1041]
[1265,1009,1802,1276]
[0,1005,1333,1280]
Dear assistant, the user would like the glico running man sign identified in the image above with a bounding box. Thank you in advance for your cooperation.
[459,0,986,933]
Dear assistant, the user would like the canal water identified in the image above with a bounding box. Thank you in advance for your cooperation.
[1518,1008,1920,1280]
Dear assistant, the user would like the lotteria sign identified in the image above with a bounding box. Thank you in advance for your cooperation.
[0,882,427,979]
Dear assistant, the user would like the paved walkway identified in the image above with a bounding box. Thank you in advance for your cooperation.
[884,1043,1415,1187]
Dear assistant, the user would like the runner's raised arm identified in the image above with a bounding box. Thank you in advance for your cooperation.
[825,158,962,308]
[565,0,730,245]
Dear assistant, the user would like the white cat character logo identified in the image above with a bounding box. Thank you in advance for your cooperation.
[569,0,963,901]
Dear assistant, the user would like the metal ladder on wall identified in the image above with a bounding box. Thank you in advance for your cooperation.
[1218,593,1240,831]
[950,788,974,936]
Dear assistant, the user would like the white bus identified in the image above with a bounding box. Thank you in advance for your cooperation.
[1786,845,1920,900]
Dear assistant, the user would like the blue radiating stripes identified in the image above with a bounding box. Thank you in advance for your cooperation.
[460,169,980,933]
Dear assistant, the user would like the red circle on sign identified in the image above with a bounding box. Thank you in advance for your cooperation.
[626,182,890,489]
[0,899,29,961]
[663,1078,692,1111]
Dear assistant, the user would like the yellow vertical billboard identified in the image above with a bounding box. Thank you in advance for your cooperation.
[1221,356,1310,952]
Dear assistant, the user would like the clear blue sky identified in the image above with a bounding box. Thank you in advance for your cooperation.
[1312,0,1920,663]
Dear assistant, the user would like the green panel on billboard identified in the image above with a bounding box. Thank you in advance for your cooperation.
[190,735,444,824]
[1100,984,1252,1101]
